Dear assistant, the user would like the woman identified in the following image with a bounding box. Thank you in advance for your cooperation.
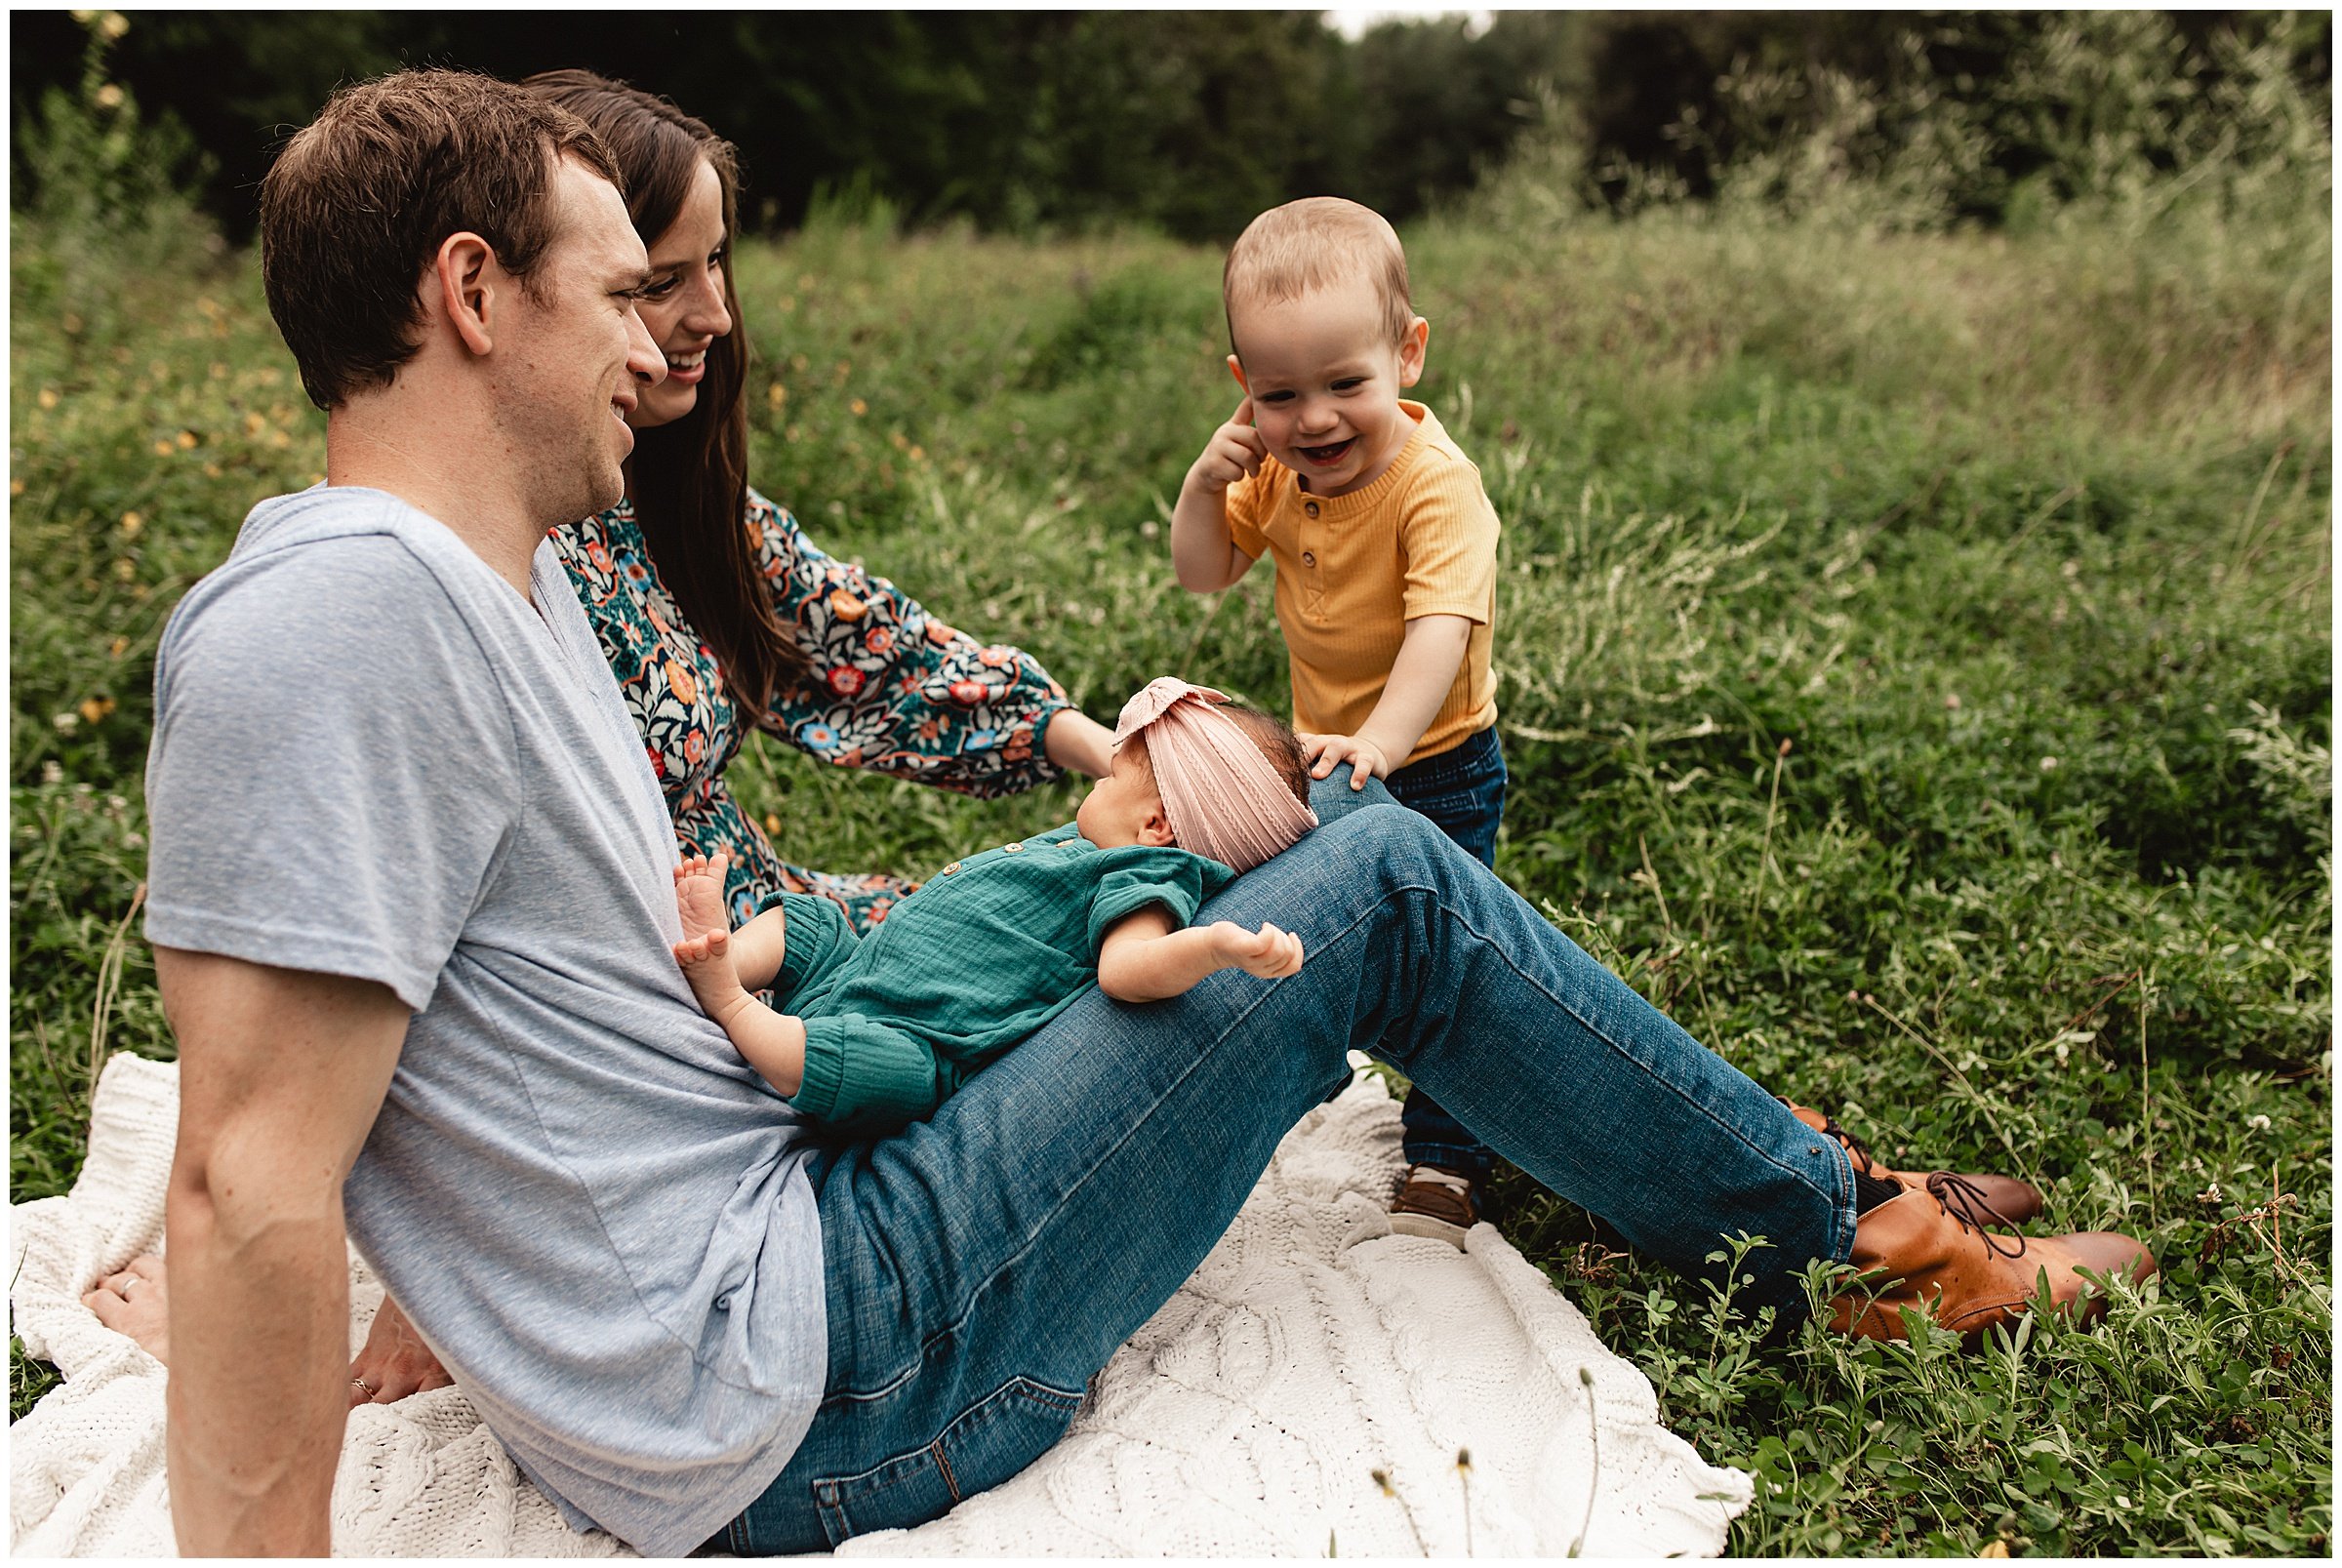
[320,71,1122,1412]
[525,69,1111,930]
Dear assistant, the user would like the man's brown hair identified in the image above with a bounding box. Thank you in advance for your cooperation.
[1222,196,1415,353]
[260,69,622,410]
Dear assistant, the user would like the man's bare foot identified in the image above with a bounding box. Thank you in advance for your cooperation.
[83,1255,171,1364]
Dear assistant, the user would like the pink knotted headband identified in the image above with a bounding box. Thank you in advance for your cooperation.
[1113,677,1318,873]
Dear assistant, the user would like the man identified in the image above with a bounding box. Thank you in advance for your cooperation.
[115,69,2151,1556]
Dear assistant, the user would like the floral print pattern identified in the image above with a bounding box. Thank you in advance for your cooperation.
[550,489,1070,930]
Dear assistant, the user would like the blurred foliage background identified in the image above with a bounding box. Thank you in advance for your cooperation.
[8,8,2331,244]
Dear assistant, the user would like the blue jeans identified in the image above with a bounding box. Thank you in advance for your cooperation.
[714,770,1856,1553]
[1382,726,1507,1182]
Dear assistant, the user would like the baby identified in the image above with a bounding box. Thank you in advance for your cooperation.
[672,678,1318,1134]
[1170,195,1507,1240]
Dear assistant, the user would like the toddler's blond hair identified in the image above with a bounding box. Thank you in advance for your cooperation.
[1223,196,1415,351]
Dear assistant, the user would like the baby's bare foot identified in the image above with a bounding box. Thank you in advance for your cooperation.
[674,852,733,946]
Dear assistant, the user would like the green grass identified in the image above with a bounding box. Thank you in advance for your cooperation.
[10,183,2329,1553]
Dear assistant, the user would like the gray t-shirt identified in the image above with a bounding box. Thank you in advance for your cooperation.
[143,485,826,1556]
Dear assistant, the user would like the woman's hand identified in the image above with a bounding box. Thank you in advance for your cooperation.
[1044,707,1114,779]
[84,1255,172,1363]
[347,1292,453,1408]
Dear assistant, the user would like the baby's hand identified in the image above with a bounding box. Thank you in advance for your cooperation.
[1300,732,1393,789]
[1188,396,1266,494]
[1209,919,1306,980]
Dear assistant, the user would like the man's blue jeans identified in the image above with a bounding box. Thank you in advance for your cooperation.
[716,771,1857,1552]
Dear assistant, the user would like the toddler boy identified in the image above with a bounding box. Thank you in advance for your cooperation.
[673,679,1315,1134]
[1170,196,1505,1242]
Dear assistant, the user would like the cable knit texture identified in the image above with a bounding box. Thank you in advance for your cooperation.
[12,1052,1752,1557]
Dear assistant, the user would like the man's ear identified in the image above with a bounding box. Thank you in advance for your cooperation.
[434,231,498,358]
[1139,803,1177,848]
[1227,353,1249,392]
[1397,316,1430,388]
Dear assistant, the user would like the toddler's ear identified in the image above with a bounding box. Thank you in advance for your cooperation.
[1227,353,1248,391]
[1140,802,1177,848]
[1397,317,1430,388]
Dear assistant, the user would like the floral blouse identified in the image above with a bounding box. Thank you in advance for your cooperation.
[550,488,1071,931]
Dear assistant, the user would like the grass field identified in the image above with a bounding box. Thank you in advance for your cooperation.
[10,155,2331,1552]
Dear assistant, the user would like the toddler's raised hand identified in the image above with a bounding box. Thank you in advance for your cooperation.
[1188,396,1267,493]
[1210,918,1306,980]
[1300,732,1393,789]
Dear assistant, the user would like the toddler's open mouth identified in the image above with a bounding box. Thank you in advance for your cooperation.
[1297,437,1355,466]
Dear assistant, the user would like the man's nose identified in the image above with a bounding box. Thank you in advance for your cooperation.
[626,307,666,385]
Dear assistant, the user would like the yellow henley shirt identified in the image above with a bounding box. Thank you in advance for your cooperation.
[1224,400,1499,764]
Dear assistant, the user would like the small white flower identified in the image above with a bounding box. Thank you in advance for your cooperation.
[52,711,79,734]
[40,760,63,785]
[2039,755,2059,772]
[2246,1114,2272,1132]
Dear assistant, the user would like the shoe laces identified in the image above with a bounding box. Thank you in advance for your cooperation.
[1924,1171,2028,1260]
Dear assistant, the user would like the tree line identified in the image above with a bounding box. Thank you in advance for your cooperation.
[9,10,2328,243]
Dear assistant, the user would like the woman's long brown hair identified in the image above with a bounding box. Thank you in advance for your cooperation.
[521,70,809,716]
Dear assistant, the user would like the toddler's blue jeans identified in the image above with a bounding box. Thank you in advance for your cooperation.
[714,769,1855,1552]
[1382,725,1508,1184]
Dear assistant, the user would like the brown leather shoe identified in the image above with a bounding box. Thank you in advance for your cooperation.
[1829,1172,2157,1342]
[1389,1163,1476,1247]
[1785,1101,2045,1226]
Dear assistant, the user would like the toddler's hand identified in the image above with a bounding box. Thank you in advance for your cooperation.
[1210,919,1305,980]
[1188,396,1266,494]
[1300,732,1393,789]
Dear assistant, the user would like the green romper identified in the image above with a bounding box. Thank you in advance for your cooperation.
[769,823,1236,1133]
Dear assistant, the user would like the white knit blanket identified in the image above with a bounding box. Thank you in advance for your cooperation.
[11,1051,1752,1557]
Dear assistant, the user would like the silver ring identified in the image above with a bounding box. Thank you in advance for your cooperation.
[119,1275,140,1297]
[351,1378,377,1397]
